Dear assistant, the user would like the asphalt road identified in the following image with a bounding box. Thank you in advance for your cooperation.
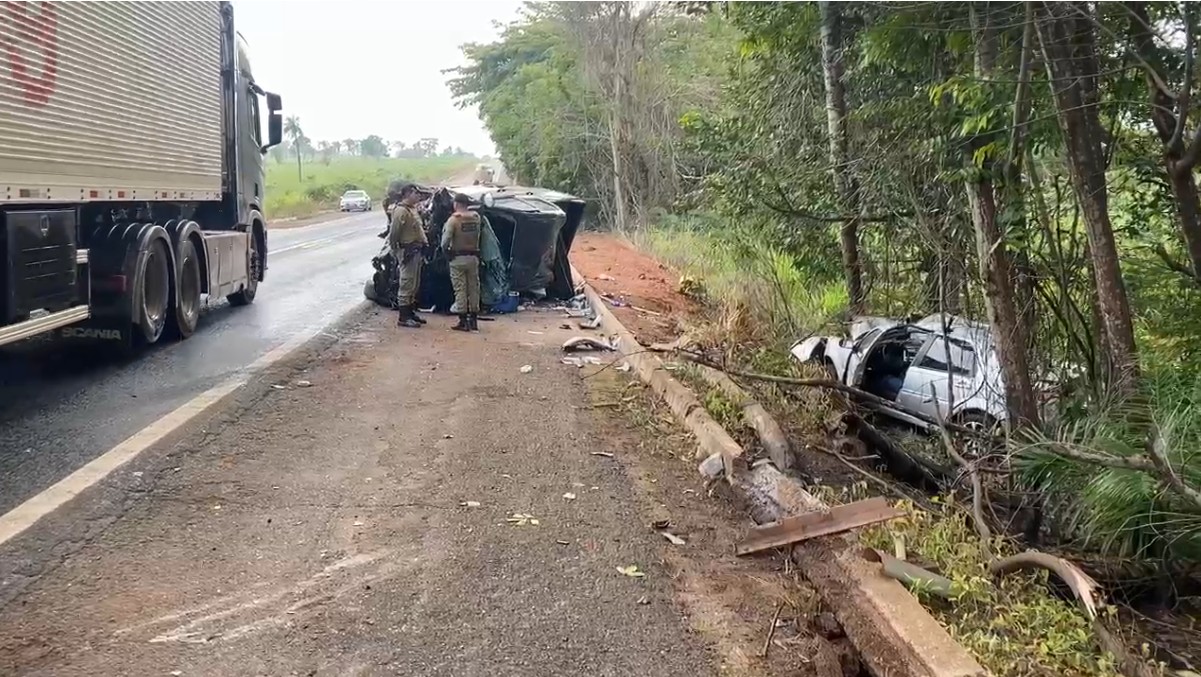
[0,210,385,517]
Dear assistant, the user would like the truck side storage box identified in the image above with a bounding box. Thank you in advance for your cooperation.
[3,210,78,322]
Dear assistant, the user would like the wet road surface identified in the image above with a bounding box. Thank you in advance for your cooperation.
[0,211,384,516]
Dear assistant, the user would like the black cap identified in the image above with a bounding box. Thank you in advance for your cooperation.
[387,180,417,198]
[452,192,473,206]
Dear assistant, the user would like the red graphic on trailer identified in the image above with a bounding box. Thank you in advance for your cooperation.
[2,1,59,106]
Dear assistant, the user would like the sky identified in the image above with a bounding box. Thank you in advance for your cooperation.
[232,0,525,157]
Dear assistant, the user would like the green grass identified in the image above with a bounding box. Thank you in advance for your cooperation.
[634,214,848,352]
[263,156,478,219]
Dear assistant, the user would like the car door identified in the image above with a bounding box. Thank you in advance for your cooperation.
[896,333,979,422]
[845,327,885,386]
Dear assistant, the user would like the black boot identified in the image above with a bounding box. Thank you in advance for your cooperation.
[411,307,428,325]
[452,314,471,331]
[468,313,479,332]
[397,305,422,328]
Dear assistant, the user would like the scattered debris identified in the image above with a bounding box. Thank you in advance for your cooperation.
[460,501,481,508]
[590,451,615,458]
[507,513,540,526]
[556,540,571,546]
[578,316,603,330]
[615,362,631,372]
[562,336,614,352]
[636,595,650,605]
[519,365,533,374]
[527,330,544,336]
[442,434,454,440]
[271,384,287,390]
[564,308,590,318]
[132,471,144,478]
[616,565,645,578]
[571,482,585,488]
[863,548,961,600]
[597,273,616,281]
[563,492,577,501]
[735,497,905,556]
[659,531,686,546]
[652,519,673,530]
[560,323,573,330]
[630,305,662,317]
[295,380,313,388]
[698,453,724,479]
[353,520,365,527]
[562,356,605,368]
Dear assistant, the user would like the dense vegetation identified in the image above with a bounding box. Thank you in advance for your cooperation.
[263,117,478,218]
[453,2,1201,672]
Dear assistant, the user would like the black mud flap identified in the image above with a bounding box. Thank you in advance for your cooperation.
[57,317,134,354]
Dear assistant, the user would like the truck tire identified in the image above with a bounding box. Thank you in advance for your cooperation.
[136,238,172,345]
[227,230,260,306]
[169,237,202,339]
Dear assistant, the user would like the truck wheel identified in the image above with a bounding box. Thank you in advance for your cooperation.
[227,231,259,306]
[136,239,172,345]
[169,238,201,339]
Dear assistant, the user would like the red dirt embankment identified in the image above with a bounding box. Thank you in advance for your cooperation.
[570,232,696,345]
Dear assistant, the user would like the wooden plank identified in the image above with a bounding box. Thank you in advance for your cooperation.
[735,496,903,556]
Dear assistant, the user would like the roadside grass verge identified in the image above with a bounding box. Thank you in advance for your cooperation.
[629,215,1127,677]
[264,157,477,219]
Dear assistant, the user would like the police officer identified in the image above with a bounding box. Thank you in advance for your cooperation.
[388,183,427,328]
[441,193,482,332]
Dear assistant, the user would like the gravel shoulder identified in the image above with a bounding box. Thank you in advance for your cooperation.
[0,307,840,677]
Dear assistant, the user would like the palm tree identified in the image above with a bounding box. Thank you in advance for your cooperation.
[284,116,304,180]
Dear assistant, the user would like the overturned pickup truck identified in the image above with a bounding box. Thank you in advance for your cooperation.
[365,184,585,312]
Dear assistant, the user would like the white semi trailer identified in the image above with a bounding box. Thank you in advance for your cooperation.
[0,1,282,349]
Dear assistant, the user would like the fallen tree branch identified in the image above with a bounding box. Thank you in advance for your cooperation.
[990,552,1158,677]
[934,408,993,550]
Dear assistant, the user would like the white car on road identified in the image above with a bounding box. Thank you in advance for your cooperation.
[339,190,372,212]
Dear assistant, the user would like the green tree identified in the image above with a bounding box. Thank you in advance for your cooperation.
[284,115,305,180]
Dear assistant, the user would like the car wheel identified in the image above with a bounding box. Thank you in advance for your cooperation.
[955,410,1001,458]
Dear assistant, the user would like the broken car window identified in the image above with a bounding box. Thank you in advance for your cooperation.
[917,336,976,376]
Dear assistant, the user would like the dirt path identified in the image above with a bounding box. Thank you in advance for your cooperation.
[0,308,840,676]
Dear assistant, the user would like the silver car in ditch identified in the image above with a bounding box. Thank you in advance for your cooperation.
[790,314,1007,432]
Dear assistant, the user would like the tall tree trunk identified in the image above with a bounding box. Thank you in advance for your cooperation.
[1038,3,1141,396]
[966,3,1041,429]
[605,3,629,231]
[818,0,865,314]
[1126,1,1201,280]
[1167,167,1201,276]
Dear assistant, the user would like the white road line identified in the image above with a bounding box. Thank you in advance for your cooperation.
[0,305,368,547]
[272,230,372,256]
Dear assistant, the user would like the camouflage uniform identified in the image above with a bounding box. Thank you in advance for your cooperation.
[442,207,482,331]
[388,199,427,327]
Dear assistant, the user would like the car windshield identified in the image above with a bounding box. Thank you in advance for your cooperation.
[343,191,367,199]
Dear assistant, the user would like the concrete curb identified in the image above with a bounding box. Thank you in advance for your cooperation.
[692,363,794,471]
[579,276,987,677]
[580,282,744,473]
